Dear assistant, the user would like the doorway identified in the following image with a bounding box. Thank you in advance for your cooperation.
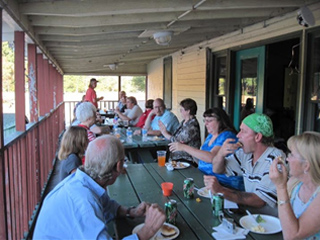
[234,46,265,129]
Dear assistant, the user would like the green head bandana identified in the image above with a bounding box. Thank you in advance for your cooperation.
[242,113,274,137]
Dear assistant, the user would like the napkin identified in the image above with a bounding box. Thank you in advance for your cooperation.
[212,224,249,240]
[165,163,174,171]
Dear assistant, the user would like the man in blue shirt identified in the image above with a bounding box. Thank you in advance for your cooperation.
[144,98,179,136]
[33,135,165,240]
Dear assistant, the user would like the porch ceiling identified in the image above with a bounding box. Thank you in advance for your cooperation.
[1,0,317,75]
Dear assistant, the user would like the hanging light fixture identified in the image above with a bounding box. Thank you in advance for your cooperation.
[153,31,173,46]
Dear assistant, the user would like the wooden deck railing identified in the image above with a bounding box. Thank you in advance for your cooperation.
[0,103,65,240]
[64,100,118,126]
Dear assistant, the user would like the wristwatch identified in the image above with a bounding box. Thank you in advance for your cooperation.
[126,206,135,218]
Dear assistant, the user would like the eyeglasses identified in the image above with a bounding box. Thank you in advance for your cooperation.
[203,118,216,123]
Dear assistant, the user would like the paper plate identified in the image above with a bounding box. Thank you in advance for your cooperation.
[197,187,210,198]
[240,214,281,234]
[173,162,190,169]
[132,222,179,240]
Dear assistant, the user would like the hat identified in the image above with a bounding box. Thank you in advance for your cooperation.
[90,78,99,83]
[242,113,273,137]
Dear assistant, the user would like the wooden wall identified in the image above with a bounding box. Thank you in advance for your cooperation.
[147,1,320,139]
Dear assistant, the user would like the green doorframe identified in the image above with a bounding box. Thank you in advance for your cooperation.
[234,46,265,129]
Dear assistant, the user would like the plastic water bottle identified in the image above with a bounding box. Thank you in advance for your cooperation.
[126,127,133,143]
[142,127,148,142]
[113,115,119,128]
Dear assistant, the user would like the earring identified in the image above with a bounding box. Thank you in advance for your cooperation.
[304,169,308,174]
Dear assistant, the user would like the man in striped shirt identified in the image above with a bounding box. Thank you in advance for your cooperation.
[205,113,286,216]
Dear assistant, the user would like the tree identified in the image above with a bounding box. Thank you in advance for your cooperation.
[2,42,15,92]
[131,76,146,92]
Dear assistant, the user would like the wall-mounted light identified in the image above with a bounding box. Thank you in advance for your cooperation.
[153,31,173,46]
[297,6,315,27]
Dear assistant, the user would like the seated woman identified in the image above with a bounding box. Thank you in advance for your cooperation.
[169,107,244,190]
[75,102,97,142]
[135,99,154,128]
[270,131,320,240]
[159,98,201,166]
[115,96,143,126]
[58,126,88,182]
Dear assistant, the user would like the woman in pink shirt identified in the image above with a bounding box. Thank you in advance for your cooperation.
[85,78,104,108]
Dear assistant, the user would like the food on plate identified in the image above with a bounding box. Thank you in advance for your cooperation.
[171,161,185,168]
[256,214,266,223]
[196,197,201,202]
[251,224,266,233]
[160,224,176,237]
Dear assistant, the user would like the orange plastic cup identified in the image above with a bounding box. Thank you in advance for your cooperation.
[161,182,173,196]
[157,150,166,167]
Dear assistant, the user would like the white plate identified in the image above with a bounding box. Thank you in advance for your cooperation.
[147,136,166,141]
[132,223,179,240]
[240,214,282,234]
[173,162,190,169]
[197,187,210,198]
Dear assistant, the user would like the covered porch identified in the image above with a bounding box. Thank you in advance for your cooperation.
[1,1,320,239]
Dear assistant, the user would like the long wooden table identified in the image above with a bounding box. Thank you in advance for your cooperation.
[108,163,284,240]
[112,126,170,163]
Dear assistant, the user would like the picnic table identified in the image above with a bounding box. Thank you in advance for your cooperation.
[107,163,284,240]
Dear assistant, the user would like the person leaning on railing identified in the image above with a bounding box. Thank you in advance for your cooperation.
[270,131,320,240]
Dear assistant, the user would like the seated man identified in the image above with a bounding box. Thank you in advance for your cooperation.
[33,135,165,240]
[143,98,179,136]
[115,96,143,126]
[205,113,286,216]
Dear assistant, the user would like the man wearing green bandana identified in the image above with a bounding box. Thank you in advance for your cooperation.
[204,113,286,216]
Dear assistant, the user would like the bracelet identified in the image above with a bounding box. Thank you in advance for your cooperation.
[278,200,289,206]
[126,206,135,218]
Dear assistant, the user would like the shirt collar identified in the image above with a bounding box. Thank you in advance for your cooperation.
[75,168,106,198]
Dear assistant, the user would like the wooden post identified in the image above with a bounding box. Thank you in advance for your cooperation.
[43,59,49,113]
[37,54,45,116]
[28,44,38,122]
[0,9,8,240]
[14,31,25,131]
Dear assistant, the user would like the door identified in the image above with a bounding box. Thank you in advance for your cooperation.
[234,46,265,129]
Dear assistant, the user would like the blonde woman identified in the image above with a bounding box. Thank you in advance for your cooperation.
[58,126,89,182]
[270,131,320,240]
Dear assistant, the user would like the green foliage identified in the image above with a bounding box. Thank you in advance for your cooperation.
[2,42,15,92]
[131,76,146,92]
[64,75,146,94]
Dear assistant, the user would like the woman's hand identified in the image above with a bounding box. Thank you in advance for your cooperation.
[269,157,288,189]
[169,142,184,152]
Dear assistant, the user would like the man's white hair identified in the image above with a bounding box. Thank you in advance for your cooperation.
[76,102,96,123]
[84,135,124,181]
